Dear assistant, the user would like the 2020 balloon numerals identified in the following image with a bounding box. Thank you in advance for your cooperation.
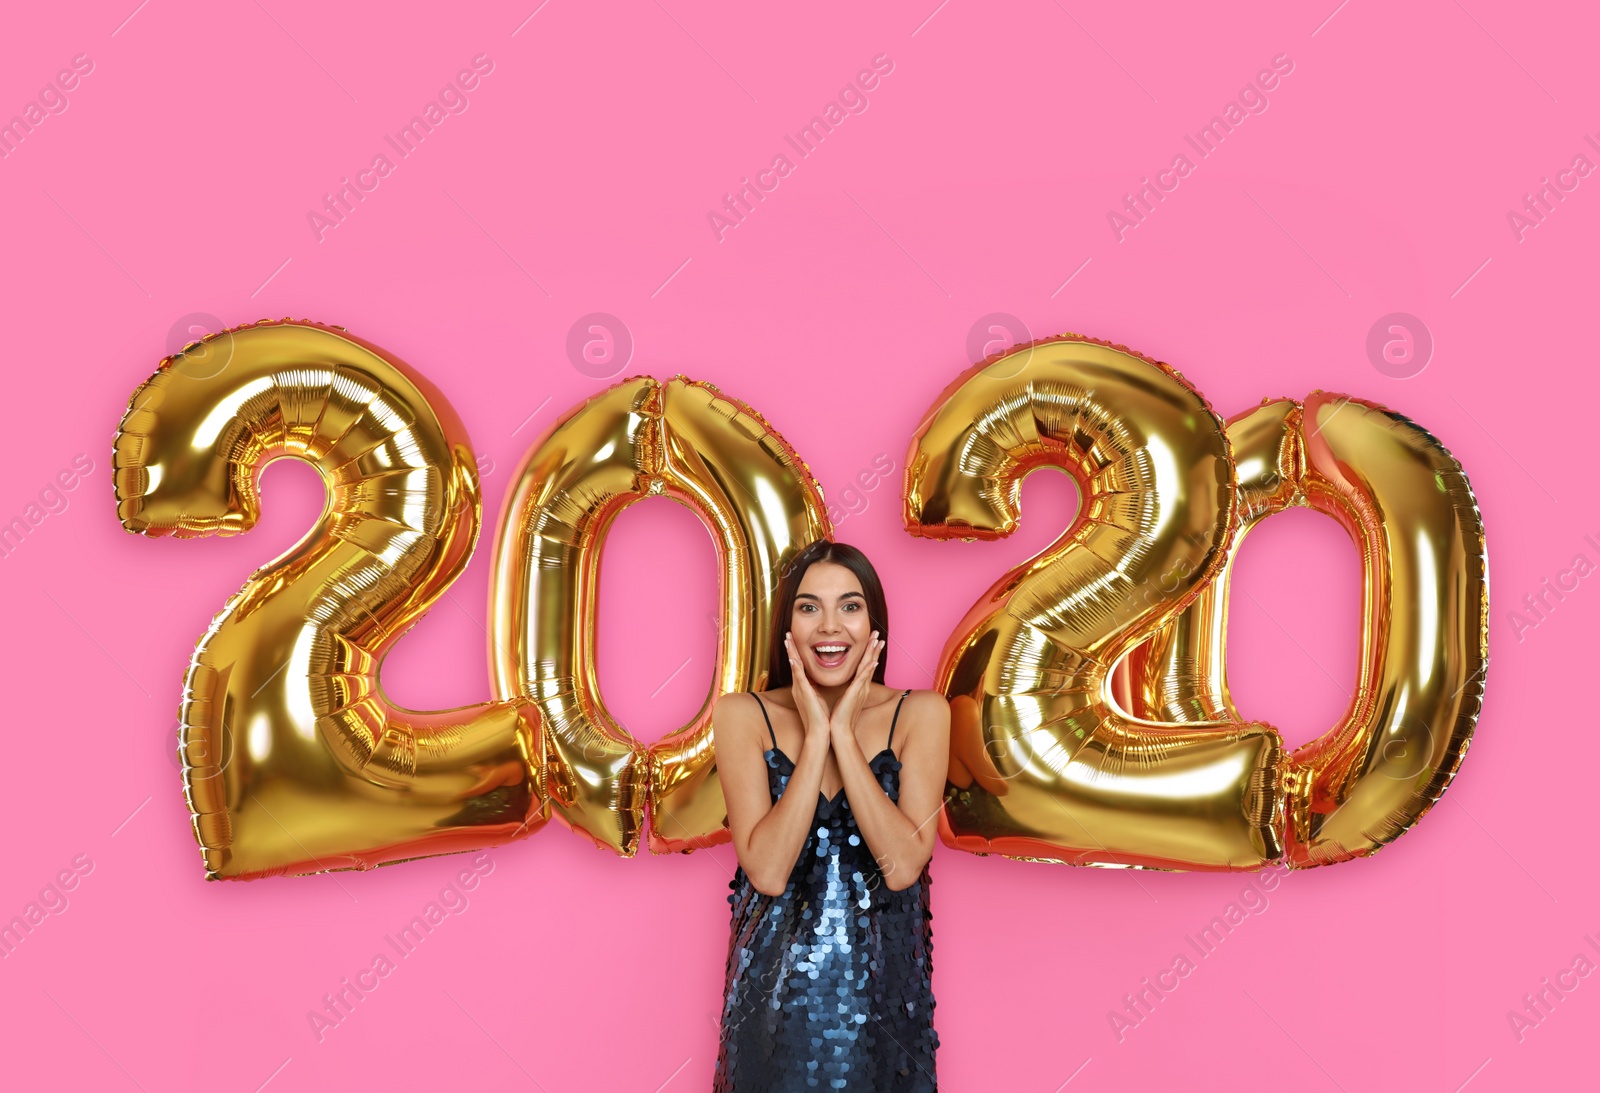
[114,320,1487,880]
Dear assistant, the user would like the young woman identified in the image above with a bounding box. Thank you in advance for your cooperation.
[711,540,949,1091]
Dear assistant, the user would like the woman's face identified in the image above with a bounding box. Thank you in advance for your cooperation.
[790,561,871,685]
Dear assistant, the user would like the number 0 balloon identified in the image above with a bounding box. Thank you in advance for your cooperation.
[488,373,830,857]
[1127,394,1488,867]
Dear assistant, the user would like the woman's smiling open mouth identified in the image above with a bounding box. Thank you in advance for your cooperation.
[812,642,850,668]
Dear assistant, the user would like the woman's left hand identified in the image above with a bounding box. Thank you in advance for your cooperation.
[829,632,881,739]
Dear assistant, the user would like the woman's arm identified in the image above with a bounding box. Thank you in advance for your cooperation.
[840,691,951,891]
[714,692,832,897]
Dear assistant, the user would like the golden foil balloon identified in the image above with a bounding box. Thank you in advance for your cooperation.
[113,319,543,880]
[1130,394,1489,867]
[904,335,1285,871]
[488,374,829,857]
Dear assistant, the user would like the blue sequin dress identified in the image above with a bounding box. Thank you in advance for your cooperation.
[714,689,939,1091]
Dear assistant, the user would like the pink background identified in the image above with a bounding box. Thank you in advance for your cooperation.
[1,1,1595,1089]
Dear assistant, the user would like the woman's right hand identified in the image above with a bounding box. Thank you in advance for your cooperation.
[785,632,833,745]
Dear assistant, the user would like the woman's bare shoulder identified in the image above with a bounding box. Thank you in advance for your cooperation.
[903,689,952,725]
[712,692,761,732]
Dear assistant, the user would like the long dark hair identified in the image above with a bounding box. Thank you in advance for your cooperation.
[765,540,890,689]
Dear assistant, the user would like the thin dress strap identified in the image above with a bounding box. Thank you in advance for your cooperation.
[751,692,778,750]
[886,689,911,750]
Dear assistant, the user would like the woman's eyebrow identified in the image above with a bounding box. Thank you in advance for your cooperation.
[794,591,865,602]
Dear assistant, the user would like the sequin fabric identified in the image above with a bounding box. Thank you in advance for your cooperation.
[714,689,939,1091]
